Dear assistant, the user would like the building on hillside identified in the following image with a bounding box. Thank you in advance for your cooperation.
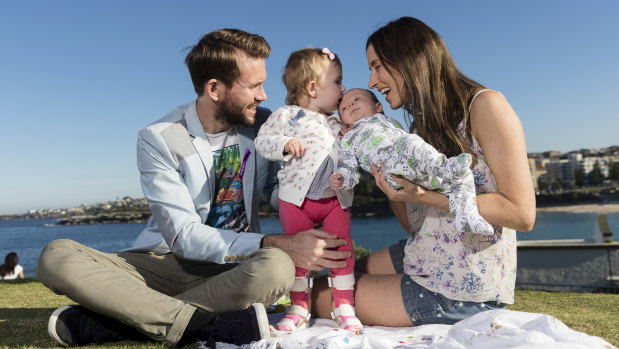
[545,157,575,188]
[534,151,619,190]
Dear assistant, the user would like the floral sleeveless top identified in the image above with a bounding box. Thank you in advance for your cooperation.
[402,90,516,304]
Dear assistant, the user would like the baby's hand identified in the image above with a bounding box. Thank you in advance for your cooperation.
[339,125,352,138]
[284,138,305,157]
[329,172,344,190]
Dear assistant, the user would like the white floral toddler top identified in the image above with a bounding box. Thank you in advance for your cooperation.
[254,105,353,208]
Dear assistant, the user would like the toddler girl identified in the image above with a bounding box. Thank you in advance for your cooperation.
[255,48,362,332]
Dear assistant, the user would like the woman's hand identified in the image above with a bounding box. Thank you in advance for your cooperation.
[370,164,425,202]
[370,163,450,210]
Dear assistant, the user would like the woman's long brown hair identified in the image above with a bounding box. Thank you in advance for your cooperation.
[367,17,485,158]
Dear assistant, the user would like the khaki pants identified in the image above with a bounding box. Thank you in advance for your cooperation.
[37,239,294,345]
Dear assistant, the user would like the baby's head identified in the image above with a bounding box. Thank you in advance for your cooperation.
[283,48,344,112]
[338,88,383,126]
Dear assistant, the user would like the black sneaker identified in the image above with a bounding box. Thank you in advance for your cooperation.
[48,305,147,346]
[202,303,270,348]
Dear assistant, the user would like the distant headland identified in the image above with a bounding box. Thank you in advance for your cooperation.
[1,183,618,225]
[0,197,152,224]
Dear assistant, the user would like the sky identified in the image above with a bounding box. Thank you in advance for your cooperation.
[1,0,618,214]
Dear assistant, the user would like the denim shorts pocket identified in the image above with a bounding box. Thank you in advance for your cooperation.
[436,295,459,313]
[411,287,456,325]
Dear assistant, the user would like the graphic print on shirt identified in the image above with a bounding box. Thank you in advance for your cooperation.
[206,144,249,232]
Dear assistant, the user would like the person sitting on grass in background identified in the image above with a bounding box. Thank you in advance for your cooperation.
[0,252,24,280]
[255,47,362,332]
[330,88,494,235]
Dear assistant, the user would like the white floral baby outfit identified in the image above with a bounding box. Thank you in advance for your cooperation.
[339,113,493,235]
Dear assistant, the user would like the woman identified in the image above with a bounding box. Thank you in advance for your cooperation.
[312,16,535,327]
[0,252,25,280]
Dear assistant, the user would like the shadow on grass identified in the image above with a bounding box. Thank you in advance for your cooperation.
[0,277,42,284]
[0,307,180,348]
[0,307,59,347]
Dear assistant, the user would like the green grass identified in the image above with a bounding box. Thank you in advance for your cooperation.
[0,279,191,349]
[1,279,617,348]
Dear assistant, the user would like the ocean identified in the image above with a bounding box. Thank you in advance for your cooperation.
[1,213,618,278]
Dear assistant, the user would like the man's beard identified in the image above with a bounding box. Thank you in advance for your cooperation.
[215,96,256,127]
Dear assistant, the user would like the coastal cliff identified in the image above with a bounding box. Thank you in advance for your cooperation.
[57,212,151,225]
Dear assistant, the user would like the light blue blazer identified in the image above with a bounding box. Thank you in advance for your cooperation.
[126,101,279,264]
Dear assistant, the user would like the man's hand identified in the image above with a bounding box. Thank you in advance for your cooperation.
[284,138,305,157]
[329,172,344,190]
[262,229,350,270]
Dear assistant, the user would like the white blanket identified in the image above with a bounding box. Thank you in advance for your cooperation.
[206,309,615,349]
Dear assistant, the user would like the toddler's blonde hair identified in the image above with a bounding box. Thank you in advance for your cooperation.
[283,48,342,106]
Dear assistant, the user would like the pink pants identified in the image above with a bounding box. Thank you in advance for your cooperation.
[279,197,353,277]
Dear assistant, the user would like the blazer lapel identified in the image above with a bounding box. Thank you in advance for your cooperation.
[184,101,216,194]
[237,124,256,220]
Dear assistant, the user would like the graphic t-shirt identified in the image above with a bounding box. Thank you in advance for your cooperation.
[206,127,249,232]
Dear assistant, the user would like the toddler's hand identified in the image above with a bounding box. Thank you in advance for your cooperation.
[329,172,344,190]
[284,138,305,157]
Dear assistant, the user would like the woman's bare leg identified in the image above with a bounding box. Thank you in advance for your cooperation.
[311,273,411,327]
[312,243,412,326]
[354,246,396,274]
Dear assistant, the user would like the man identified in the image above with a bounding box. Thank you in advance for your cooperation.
[37,28,350,347]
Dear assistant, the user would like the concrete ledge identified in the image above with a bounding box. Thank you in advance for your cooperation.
[516,242,619,292]
[518,241,619,249]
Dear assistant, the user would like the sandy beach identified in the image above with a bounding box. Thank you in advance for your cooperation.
[537,203,619,213]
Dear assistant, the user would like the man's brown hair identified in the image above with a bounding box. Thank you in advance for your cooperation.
[185,29,270,96]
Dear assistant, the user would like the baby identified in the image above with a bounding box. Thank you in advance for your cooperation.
[330,88,494,235]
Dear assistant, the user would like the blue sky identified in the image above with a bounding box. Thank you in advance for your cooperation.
[1,0,618,214]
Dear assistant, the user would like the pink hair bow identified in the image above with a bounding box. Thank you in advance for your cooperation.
[322,47,335,61]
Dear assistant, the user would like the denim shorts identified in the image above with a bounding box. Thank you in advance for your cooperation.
[389,239,506,326]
